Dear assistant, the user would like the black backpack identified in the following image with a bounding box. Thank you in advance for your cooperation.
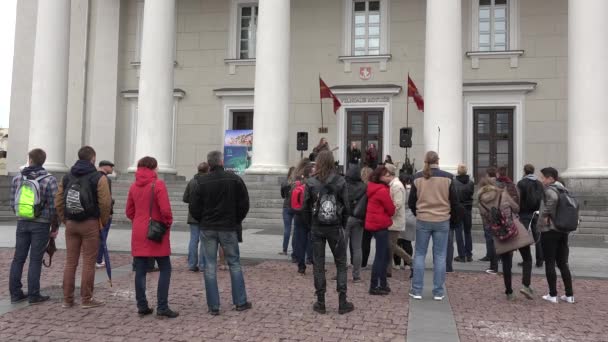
[548,186,579,233]
[313,183,343,225]
[523,179,544,211]
[64,173,98,221]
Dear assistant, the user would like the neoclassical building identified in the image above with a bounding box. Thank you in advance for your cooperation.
[7,0,608,190]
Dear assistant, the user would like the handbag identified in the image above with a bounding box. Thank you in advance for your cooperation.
[352,193,368,220]
[495,216,534,255]
[146,182,168,242]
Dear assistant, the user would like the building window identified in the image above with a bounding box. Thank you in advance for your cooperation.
[352,1,381,56]
[238,5,258,59]
[478,0,508,52]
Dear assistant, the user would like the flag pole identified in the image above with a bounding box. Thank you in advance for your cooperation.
[406,72,410,128]
[319,74,324,130]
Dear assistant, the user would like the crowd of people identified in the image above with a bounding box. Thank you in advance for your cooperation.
[7,141,577,320]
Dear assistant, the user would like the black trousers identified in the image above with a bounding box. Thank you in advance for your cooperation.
[361,230,373,267]
[500,246,532,294]
[312,226,347,297]
[542,230,573,297]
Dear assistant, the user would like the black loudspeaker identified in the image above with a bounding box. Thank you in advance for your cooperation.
[297,132,308,151]
[400,127,413,148]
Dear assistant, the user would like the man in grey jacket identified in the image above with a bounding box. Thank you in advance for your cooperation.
[538,167,574,304]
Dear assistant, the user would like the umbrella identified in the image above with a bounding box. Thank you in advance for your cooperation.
[100,226,112,287]
[42,238,57,267]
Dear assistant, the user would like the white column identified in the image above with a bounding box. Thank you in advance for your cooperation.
[563,0,608,178]
[247,0,291,174]
[28,0,71,172]
[131,0,176,174]
[423,0,463,173]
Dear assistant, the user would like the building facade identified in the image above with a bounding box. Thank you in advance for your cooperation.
[7,0,608,186]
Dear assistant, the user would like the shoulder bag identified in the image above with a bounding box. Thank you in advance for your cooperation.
[147,181,168,242]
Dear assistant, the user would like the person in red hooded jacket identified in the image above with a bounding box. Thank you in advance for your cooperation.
[126,156,178,318]
[365,166,396,296]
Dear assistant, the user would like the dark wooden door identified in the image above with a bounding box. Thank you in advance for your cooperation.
[347,110,383,167]
[473,108,514,181]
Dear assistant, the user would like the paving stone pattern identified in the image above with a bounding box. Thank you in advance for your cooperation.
[0,251,409,341]
[447,272,608,342]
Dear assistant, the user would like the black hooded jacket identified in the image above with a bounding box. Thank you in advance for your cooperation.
[345,166,366,212]
[453,174,475,209]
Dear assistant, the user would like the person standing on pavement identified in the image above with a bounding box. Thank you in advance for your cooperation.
[189,150,252,315]
[343,165,366,282]
[126,156,178,318]
[517,164,545,268]
[55,146,111,309]
[9,148,59,304]
[304,150,354,314]
[384,164,411,278]
[408,151,460,301]
[479,167,497,264]
[96,160,115,269]
[365,166,396,296]
[279,166,296,259]
[183,162,210,272]
[478,181,535,301]
[538,167,575,304]
[360,166,374,268]
[451,164,475,263]
[293,159,314,274]
[394,174,416,278]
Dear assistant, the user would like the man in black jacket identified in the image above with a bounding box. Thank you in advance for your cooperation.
[305,151,354,315]
[189,151,250,316]
[452,164,475,263]
[517,164,545,268]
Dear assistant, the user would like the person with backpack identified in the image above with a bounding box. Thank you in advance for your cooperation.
[96,160,115,269]
[478,179,535,301]
[127,156,178,318]
[183,162,210,272]
[9,148,59,304]
[55,146,111,309]
[365,166,396,295]
[279,166,297,259]
[538,167,576,304]
[304,150,354,314]
[292,159,314,274]
[408,151,460,301]
[384,164,411,278]
[344,165,366,282]
[517,164,545,268]
[451,164,475,263]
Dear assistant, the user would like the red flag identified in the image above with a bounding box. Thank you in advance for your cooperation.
[319,77,342,114]
[407,76,424,112]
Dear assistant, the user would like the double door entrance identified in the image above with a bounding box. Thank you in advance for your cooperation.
[347,110,383,167]
[473,108,514,181]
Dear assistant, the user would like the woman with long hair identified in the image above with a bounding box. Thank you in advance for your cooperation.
[347,141,362,170]
[304,150,354,314]
[279,166,297,258]
[408,151,460,301]
[310,138,329,162]
[365,166,395,295]
[126,156,178,318]
[366,143,379,169]
[360,166,374,268]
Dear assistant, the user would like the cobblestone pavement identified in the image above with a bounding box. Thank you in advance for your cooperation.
[0,248,134,300]
[0,250,409,341]
[447,272,608,342]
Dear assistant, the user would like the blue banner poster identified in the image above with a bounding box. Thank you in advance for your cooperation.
[224,130,253,174]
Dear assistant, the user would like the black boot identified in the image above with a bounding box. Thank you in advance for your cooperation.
[313,295,326,314]
[338,293,354,315]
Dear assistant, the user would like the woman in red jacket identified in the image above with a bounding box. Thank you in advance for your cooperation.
[126,156,178,318]
[365,166,396,295]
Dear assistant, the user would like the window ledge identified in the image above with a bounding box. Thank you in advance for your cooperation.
[338,55,392,72]
[129,61,179,68]
[224,58,256,75]
[465,50,524,69]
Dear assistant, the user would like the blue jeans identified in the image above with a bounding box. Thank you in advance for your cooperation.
[134,256,171,311]
[411,219,449,297]
[370,229,389,289]
[9,221,50,299]
[96,217,112,264]
[282,208,295,254]
[201,230,248,310]
[293,214,311,270]
[188,224,206,269]
[454,208,473,258]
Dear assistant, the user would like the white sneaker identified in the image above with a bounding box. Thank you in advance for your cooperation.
[542,294,558,303]
[409,292,422,300]
[95,263,105,269]
[433,295,445,301]
[560,295,575,304]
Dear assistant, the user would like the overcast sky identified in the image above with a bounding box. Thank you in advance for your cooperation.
[0,0,17,128]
